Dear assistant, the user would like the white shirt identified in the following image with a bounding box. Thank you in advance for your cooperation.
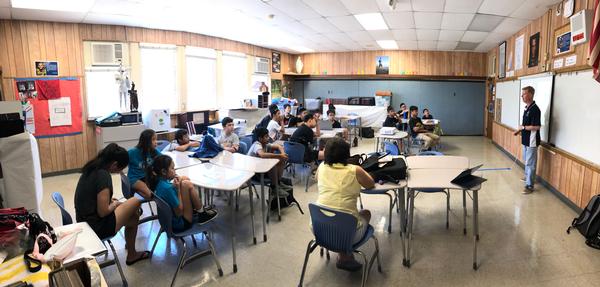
[266,120,282,141]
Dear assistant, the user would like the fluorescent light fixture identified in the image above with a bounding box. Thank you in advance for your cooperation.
[289,46,315,53]
[377,40,398,50]
[12,0,95,13]
[354,13,389,31]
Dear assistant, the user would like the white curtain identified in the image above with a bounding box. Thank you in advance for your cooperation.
[140,45,178,112]
[221,52,249,108]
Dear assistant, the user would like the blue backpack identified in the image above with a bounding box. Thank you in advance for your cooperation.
[190,135,223,158]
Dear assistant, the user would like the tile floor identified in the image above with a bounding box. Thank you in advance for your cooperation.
[39,136,600,286]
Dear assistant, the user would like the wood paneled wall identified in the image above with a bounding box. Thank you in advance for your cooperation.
[295,51,487,77]
[493,122,600,209]
[0,19,292,174]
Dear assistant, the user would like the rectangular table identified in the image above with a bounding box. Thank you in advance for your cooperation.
[177,163,254,273]
[164,151,204,170]
[210,151,278,243]
[54,222,107,264]
[406,155,469,169]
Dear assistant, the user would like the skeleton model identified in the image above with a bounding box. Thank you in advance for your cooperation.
[115,60,132,112]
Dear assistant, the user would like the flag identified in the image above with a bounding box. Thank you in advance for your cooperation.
[589,0,600,82]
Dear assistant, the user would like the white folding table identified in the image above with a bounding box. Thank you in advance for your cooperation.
[163,151,204,170]
[177,163,254,273]
[54,222,107,264]
[406,155,469,169]
[375,130,408,153]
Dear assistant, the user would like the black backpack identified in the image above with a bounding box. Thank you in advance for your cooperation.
[269,178,304,214]
[369,158,407,183]
[567,194,600,250]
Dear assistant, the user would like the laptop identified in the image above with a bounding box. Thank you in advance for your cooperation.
[451,164,487,189]
[319,120,333,130]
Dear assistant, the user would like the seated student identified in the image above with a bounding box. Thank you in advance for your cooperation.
[74,143,149,265]
[422,108,434,119]
[165,129,200,152]
[382,106,400,128]
[288,107,307,127]
[218,117,240,153]
[256,104,279,129]
[282,104,293,126]
[248,128,290,195]
[266,107,285,142]
[290,112,325,163]
[315,137,375,272]
[149,155,217,231]
[408,105,440,150]
[127,129,161,199]
[398,103,409,130]
[326,109,349,140]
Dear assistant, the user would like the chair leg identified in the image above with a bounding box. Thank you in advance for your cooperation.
[446,190,450,229]
[150,229,164,257]
[205,232,224,277]
[386,193,393,233]
[356,250,369,287]
[107,239,128,287]
[298,240,316,287]
[358,194,364,209]
[191,234,198,248]
[372,236,382,273]
[304,171,310,192]
[171,238,187,287]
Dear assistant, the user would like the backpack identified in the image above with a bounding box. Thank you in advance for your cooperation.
[567,194,600,250]
[269,178,303,214]
[190,135,223,159]
[368,158,407,183]
[360,127,374,138]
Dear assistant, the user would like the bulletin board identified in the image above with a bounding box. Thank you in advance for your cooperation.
[13,77,82,138]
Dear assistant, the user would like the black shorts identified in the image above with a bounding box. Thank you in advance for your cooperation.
[90,212,117,239]
[174,217,193,233]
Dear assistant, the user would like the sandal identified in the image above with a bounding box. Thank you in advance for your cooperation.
[126,251,151,266]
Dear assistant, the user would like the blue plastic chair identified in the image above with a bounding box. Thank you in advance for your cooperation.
[120,173,157,225]
[51,192,128,286]
[156,140,170,152]
[238,141,248,155]
[383,141,400,156]
[283,141,305,179]
[150,195,223,287]
[299,204,382,287]
[241,135,253,154]
[414,151,450,229]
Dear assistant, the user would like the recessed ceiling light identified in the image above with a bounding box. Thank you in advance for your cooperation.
[354,13,389,31]
[11,0,95,13]
[289,46,315,53]
[377,40,398,50]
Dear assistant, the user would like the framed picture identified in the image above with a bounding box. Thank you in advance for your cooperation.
[528,32,540,67]
[271,51,281,73]
[35,61,59,76]
[498,41,506,79]
[375,56,389,75]
[554,24,573,56]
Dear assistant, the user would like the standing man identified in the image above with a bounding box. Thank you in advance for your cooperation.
[514,86,541,194]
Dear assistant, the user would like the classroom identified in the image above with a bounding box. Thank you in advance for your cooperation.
[1,0,600,286]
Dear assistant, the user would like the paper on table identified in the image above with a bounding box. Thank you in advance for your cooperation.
[49,97,72,127]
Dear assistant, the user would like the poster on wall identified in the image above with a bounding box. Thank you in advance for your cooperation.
[375,56,389,74]
[554,24,573,56]
[515,34,524,70]
[35,61,58,76]
[271,79,282,99]
[528,32,540,67]
[271,51,281,73]
[17,80,37,99]
[498,41,506,79]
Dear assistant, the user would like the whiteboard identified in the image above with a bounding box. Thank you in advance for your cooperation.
[496,80,521,129]
[519,73,553,142]
[551,70,600,165]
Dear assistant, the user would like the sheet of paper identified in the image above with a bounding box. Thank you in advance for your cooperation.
[565,55,577,66]
[553,58,564,69]
[515,34,524,70]
[49,97,72,127]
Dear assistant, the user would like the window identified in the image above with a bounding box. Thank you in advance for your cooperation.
[139,44,178,113]
[221,51,249,108]
[85,68,121,119]
[186,47,217,110]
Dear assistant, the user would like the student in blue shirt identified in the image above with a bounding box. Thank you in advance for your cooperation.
[148,155,217,230]
[127,129,162,199]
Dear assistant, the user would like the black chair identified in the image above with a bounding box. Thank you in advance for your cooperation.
[120,172,157,225]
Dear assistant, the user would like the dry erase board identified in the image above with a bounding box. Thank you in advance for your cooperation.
[551,70,600,165]
[519,73,553,142]
[495,80,521,129]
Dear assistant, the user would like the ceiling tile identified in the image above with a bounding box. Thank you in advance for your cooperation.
[441,13,475,30]
[301,18,340,33]
[455,41,479,50]
[461,31,489,42]
[358,41,379,49]
[304,33,335,44]
[11,8,86,22]
[340,41,362,50]
[438,30,465,41]
[302,0,350,17]
[0,0,10,8]
[418,40,438,50]
[339,0,380,14]
[84,13,142,27]
[327,15,364,32]
[268,0,321,20]
[437,41,459,50]
[397,40,419,50]
[475,41,499,52]
[325,32,355,44]
[383,12,415,29]
[281,21,318,37]
[376,0,413,12]
[478,0,525,16]
[444,0,484,13]
[492,17,530,35]
[468,14,505,32]
[510,0,554,20]
[347,30,374,41]
[416,29,440,41]
[412,0,445,12]
[392,29,417,41]
[414,12,442,29]
[485,32,513,44]
[368,29,394,40]
[0,7,9,19]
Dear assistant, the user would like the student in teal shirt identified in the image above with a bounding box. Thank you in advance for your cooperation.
[148,155,217,231]
[127,129,161,199]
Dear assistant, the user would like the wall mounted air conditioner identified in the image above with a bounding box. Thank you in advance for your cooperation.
[91,42,124,66]
[255,57,269,74]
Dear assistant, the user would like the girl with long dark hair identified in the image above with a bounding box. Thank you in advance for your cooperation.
[127,129,161,199]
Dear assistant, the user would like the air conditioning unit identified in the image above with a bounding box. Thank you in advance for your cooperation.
[255,57,269,74]
[570,9,592,46]
[91,42,124,66]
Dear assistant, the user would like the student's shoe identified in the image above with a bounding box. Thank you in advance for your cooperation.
[336,259,362,272]
[195,209,218,224]
[522,185,534,194]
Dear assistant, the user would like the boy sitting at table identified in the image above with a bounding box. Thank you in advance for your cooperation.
[165,129,200,152]
[248,127,291,196]
[267,107,286,142]
[288,107,307,127]
[409,106,440,150]
[218,117,240,153]
[290,113,325,163]
[326,109,349,140]
[383,106,400,129]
